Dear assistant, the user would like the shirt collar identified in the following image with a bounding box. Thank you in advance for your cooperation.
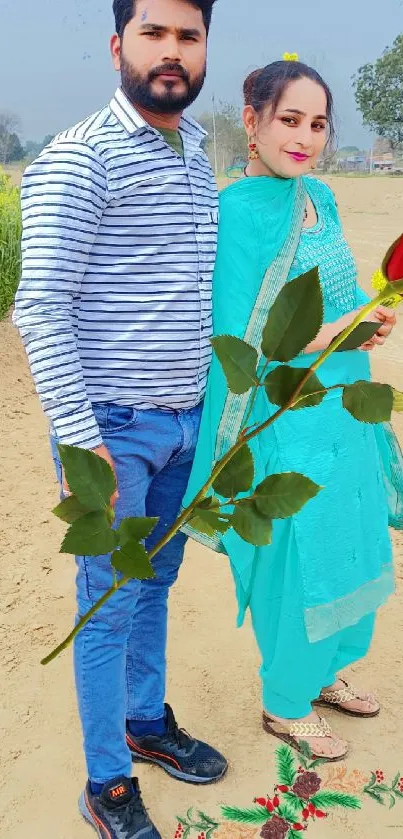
[110,88,207,147]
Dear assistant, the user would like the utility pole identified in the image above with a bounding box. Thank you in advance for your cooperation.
[212,94,218,178]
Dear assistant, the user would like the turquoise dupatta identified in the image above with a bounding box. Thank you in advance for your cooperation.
[183,175,307,606]
[183,175,396,642]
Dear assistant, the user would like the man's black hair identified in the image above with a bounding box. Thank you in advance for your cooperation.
[113,0,217,38]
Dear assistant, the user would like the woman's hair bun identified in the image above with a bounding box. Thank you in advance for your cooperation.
[243,68,264,105]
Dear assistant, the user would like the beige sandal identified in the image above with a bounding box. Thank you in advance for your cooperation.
[262,710,348,762]
[313,679,380,718]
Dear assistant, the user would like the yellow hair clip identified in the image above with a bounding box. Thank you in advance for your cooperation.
[283,52,299,62]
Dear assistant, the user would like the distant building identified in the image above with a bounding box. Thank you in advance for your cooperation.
[372,152,395,171]
[337,155,367,172]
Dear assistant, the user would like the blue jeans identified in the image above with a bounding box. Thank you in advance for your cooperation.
[51,403,202,784]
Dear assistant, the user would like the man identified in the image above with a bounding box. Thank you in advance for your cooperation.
[13,1,227,836]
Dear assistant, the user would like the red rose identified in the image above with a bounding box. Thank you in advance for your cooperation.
[383,233,403,283]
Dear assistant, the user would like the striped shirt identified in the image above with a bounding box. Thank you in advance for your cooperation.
[13,88,218,449]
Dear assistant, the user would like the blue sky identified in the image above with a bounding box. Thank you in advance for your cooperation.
[1,0,402,147]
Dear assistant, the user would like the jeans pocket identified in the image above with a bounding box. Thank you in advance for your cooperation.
[92,404,139,435]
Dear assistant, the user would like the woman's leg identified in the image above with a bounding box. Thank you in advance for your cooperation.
[249,523,347,757]
[324,612,376,687]
[320,613,379,714]
[250,525,341,718]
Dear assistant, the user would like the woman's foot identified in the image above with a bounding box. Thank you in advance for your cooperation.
[264,709,348,760]
[319,679,380,716]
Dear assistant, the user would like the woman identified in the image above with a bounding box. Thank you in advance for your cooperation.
[183,58,398,760]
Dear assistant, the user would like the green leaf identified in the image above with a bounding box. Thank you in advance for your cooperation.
[221,806,268,825]
[197,812,220,828]
[297,740,313,759]
[375,784,393,793]
[232,499,272,546]
[213,444,254,498]
[187,508,231,537]
[343,381,393,423]
[333,322,380,351]
[311,791,361,810]
[392,772,401,789]
[60,511,119,555]
[262,267,323,362]
[197,497,221,510]
[53,495,92,524]
[265,366,326,410]
[388,278,403,295]
[277,801,301,822]
[176,816,188,827]
[254,473,321,519]
[112,541,155,580]
[57,444,116,510]
[107,506,116,526]
[275,744,298,786]
[211,335,258,394]
[284,792,305,811]
[119,517,159,546]
[393,390,403,412]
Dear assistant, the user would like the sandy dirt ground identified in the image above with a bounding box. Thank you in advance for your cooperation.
[1,176,403,839]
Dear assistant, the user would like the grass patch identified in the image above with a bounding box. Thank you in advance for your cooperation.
[0,167,22,319]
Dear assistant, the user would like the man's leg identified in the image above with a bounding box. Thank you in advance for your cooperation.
[50,404,180,784]
[125,458,190,725]
[125,405,228,783]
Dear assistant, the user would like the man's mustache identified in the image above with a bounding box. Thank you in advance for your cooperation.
[149,63,190,84]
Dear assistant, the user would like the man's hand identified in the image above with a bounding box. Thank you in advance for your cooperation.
[62,443,119,507]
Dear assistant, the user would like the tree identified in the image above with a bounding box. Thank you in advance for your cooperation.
[24,134,55,161]
[197,101,247,173]
[373,137,392,156]
[0,110,23,164]
[353,33,403,148]
[6,133,24,162]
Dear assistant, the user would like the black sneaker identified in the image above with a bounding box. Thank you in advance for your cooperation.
[126,704,228,785]
[79,776,161,838]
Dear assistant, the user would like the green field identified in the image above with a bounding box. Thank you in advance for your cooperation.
[0,168,22,319]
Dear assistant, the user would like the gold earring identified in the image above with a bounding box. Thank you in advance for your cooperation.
[311,162,317,170]
[248,139,259,161]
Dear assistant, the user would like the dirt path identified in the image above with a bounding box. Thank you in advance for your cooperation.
[1,177,403,838]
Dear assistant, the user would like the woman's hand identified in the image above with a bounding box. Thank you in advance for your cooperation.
[360,306,397,351]
[304,305,397,354]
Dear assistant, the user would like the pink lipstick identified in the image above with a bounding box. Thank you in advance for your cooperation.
[287,152,309,163]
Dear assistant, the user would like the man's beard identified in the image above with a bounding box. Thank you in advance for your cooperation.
[120,55,206,114]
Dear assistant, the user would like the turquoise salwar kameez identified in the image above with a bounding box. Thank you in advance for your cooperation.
[183,175,395,719]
